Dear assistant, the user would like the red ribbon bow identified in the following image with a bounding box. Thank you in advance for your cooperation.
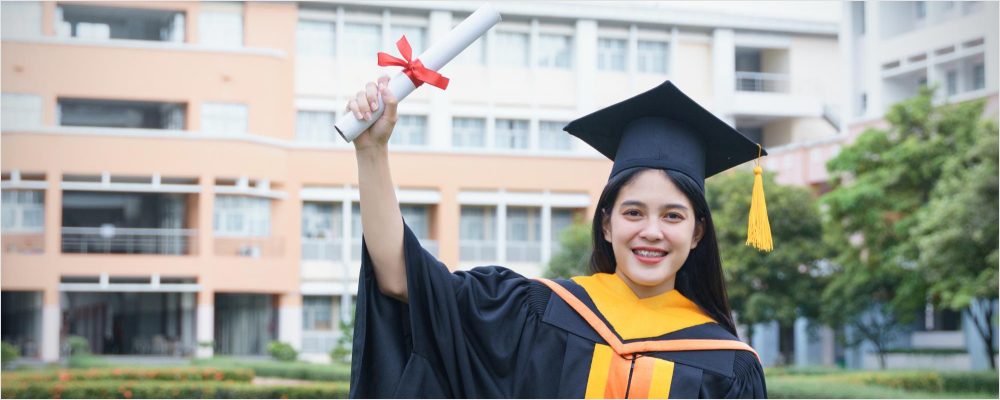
[377,35,450,90]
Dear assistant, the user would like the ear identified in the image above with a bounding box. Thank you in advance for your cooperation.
[691,218,705,249]
[601,209,612,243]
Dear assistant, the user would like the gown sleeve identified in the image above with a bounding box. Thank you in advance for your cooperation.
[349,222,545,398]
[722,350,768,398]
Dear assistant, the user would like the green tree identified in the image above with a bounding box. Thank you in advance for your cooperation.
[544,222,593,279]
[707,171,828,365]
[909,103,998,369]
[330,315,355,364]
[819,87,982,369]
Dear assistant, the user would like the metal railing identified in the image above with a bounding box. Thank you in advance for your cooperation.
[459,240,497,262]
[61,227,196,255]
[2,232,45,255]
[301,330,339,354]
[735,71,789,93]
[506,240,542,262]
[301,238,343,261]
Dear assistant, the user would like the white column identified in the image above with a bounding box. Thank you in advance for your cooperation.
[627,24,639,90]
[428,10,453,149]
[711,28,736,124]
[279,299,302,351]
[863,1,883,117]
[575,19,598,113]
[381,9,392,50]
[839,2,855,133]
[669,27,680,79]
[540,192,552,265]
[496,191,507,264]
[41,303,60,362]
[340,188,353,321]
[196,303,214,358]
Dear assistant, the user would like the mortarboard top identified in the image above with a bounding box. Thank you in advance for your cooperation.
[563,80,766,190]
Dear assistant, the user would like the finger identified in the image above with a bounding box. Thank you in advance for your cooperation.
[365,82,379,111]
[347,99,362,120]
[380,84,398,123]
[377,75,390,89]
[355,90,371,119]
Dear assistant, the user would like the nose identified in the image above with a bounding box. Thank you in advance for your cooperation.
[638,218,664,242]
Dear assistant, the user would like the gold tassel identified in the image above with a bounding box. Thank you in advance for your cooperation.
[746,144,773,252]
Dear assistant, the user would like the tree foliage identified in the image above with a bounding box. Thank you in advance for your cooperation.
[707,170,828,360]
[544,222,593,279]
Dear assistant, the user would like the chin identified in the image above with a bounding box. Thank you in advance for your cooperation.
[622,265,676,287]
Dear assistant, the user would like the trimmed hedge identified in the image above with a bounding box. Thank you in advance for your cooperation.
[2,367,254,384]
[192,358,351,382]
[856,371,998,395]
[0,380,349,399]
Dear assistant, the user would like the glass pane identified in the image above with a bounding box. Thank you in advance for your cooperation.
[200,12,243,47]
[390,25,425,55]
[297,20,335,56]
[296,111,335,142]
[452,117,485,148]
[539,121,571,151]
[389,115,427,146]
[598,38,626,71]
[538,34,572,68]
[401,205,429,238]
[494,31,528,67]
[495,119,529,149]
[344,23,381,60]
[637,41,668,74]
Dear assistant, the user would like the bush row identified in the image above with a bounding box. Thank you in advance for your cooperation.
[0,380,349,399]
[3,367,254,384]
[193,358,351,382]
[859,371,999,395]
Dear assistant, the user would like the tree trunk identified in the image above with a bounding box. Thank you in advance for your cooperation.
[969,300,997,370]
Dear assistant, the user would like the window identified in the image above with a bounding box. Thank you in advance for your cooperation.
[400,205,430,239]
[637,41,668,74]
[343,23,381,60]
[495,119,529,149]
[1,190,44,232]
[201,103,247,135]
[859,92,868,116]
[914,2,926,19]
[58,98,185,130]
[945,69,958,96]
[962,1,983,15]
[972,62,985,90]
[297,20,335,56]
[200,3,243,47]
[213,195,270,237]
[460,206,496,261]
[494,31,529,68]
[302,202,340,239]
[390,25,425,55]
[1,2,42,38]
[452,117,486,148]
[852,2,865,35]
[56,4,184,42]
[598,38,626,71]
[537,34,572,69]
[455,35,485,65]
[302,296,333,331]
[1,93,42,130]
[296,111,336,142]
[506,207,541,262]
[351,203,362,260]
[550,208,575,254]
[389,115,427,146]
[539,121,571,151]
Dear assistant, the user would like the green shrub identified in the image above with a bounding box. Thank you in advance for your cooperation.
[67,355,111,369]
[193,357,351,382]
[267,341,298,362]
[66,336,91,355]
[861,371,943,393]
[0,380,349,399]
[2,367,254,383]
[940,371,1000,395]
[1,341,20,368]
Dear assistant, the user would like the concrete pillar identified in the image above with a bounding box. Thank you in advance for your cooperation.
[574,19,597,113]
[863,1,883,117]
[540,192,552,266]
[40,288,60,362]
[196,290,214,358]
[278,293,302,351]
[181,292,196,355]
[339,187,352,320]
[711,28,735,123]
[496,191,507,264]
[43,170,61,256]
[751,320,780,367]
[198,175,215,257]
[669,27,680,79]
[428,10,453,148]
[438,185,460,268]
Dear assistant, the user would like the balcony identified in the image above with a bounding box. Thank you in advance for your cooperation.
[58,98,185,130]
[460,240,497,262]
[61,227,195,255]
[735,71,790,93]
[507,241,542,263]
[57,4,185,43]
[302,238,342,261]
[61,191,195,255]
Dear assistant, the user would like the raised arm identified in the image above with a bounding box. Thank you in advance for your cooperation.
[348,76,408,302]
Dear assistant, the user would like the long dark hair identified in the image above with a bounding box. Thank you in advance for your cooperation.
[589,167,738,336]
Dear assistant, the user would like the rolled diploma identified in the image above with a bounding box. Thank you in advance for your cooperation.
[334,4,502,142]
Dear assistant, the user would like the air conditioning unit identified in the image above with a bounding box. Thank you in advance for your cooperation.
[238,245,261,258]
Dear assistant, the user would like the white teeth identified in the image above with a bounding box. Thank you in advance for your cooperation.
[634,249,667,257]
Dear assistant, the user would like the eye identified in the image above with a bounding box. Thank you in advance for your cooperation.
[664,212,685,221]
[623,209,642,218]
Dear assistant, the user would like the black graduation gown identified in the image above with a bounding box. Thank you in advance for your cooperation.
[350,224,767,398]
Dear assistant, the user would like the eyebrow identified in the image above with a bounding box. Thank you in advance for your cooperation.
[619,200,689,211]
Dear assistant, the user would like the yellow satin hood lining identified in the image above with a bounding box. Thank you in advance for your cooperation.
[570,273,717,340]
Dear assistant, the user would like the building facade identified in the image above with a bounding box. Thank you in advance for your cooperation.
[1,1,839,362]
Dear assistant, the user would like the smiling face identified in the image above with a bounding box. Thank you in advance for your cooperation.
[602,169,704,298]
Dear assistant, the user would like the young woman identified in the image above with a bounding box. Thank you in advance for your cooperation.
[346,76,767,398]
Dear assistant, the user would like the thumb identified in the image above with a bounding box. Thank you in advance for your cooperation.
[380,83,398,122]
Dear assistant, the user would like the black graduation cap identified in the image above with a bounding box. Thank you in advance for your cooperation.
[563,80,765,189]
[564,80,774,252]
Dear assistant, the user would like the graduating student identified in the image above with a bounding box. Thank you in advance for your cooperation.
[346,77,769,398]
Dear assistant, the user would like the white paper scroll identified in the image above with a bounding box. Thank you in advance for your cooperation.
[333,4,502,142]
